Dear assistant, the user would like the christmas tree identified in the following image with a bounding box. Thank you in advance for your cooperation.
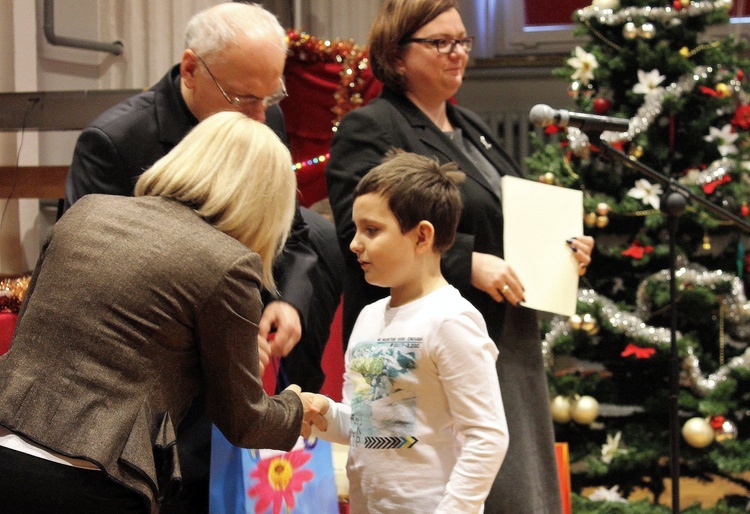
[525,0,750,511]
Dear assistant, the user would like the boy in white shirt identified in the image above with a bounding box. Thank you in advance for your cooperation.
[308,150,508,513]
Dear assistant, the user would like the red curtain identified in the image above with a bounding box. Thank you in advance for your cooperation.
[524,0,748,26]
[525,0,588,25]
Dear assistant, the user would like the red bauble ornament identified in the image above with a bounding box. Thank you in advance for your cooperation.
[738,70,746,82]
[673,0,682,9]
[593,98,612,115]
[710,415,726,430]
[742,203,749,217]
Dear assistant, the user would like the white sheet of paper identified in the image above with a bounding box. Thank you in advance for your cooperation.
[501,175,583,316]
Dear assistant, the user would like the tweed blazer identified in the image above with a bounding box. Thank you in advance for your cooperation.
[0,195,303,512]
[63,64,316,327]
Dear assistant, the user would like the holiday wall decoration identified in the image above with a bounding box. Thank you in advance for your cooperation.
[281,31,381,207]
[526,0,750,510]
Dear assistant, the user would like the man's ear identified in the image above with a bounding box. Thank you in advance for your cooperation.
[180,49,199,89]
[414,221,435,254]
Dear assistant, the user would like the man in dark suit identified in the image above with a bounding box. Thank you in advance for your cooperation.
[63,3,340,512]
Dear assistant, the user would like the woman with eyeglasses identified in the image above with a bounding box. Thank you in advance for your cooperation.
[325,1,593,512]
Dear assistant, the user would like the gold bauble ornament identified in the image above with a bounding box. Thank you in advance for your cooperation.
[596,215,610,228]
[550,396,572,423]
[584,212,598,227]
[682,417,715,448]
[596,202,611,216]
[570,395,599,425]
[568,81,581,98]
[568,314,583,330]
[581,313,599,334]
[716,83,730,98]
[680,0,690,6]
[623,22,638,40]
[679,46,690,58]
[702,234,711,250]
[539,172,556,185]
[629,145,644,159]
[638,22,656,39]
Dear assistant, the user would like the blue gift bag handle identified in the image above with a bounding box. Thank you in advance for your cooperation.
[274,358,291,395]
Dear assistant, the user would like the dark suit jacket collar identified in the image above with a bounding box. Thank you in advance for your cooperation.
[379,88,521,199]
[151,64,199,148]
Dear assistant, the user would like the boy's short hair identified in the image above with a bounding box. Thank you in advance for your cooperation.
[354,149,464,253]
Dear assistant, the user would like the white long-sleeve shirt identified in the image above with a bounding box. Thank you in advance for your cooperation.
[313,285,509,514]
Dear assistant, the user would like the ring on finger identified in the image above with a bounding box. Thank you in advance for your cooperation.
[501,284,510,294]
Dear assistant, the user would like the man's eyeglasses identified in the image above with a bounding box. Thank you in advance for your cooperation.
[194,53,287,108]
[402,37,474,54]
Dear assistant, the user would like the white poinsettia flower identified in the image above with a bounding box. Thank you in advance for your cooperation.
[704,124,739,156]
[628,178,663,209]
[633,69,666,98]
[601,431,625,464]
[588,485,629,503]
[567,46,598,85]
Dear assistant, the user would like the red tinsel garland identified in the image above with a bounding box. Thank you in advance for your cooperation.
[286,31,378,128]
[0,275,30,313]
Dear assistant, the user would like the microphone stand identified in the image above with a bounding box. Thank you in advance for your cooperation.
[595,139,750,514]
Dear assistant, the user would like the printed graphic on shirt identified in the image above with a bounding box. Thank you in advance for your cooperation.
[349,337,421,449]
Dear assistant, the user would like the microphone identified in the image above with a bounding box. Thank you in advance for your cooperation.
[529,104,630,133]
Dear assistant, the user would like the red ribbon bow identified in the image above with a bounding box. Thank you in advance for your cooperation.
[702,174,732,195]
[621,241,654,259]
[621,343,656,359]
[699,85,720,97]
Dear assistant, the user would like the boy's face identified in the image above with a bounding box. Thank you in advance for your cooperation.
[350,192,421,291]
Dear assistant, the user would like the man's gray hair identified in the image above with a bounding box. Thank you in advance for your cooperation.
[184,2,286,58]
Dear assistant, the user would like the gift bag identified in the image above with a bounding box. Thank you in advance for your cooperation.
[209,427,339,514]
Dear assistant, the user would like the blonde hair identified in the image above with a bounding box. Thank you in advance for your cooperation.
[134,111,295,291]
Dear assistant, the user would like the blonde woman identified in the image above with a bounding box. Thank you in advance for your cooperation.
[0,111,316,514]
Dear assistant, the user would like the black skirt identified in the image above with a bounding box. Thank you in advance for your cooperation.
[0,446,147,514]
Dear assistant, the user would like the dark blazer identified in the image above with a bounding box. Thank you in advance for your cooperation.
[64,64,316,324]
[0,195,303,513]
[325,88,562,513]
[326,88,524,343]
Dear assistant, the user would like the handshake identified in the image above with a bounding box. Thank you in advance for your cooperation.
[285,385,331,438]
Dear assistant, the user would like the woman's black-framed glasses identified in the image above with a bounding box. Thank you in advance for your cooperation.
[194,53,287,108]
[402,36,474,54]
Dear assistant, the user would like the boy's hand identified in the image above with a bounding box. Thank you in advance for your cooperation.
[299,392,330,438]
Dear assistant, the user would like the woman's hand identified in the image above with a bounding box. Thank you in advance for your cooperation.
[567,235,595,275]
[471,252,524,305]
[294,391,330,438]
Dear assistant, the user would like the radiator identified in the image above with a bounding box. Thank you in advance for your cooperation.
[477,110,543,174]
